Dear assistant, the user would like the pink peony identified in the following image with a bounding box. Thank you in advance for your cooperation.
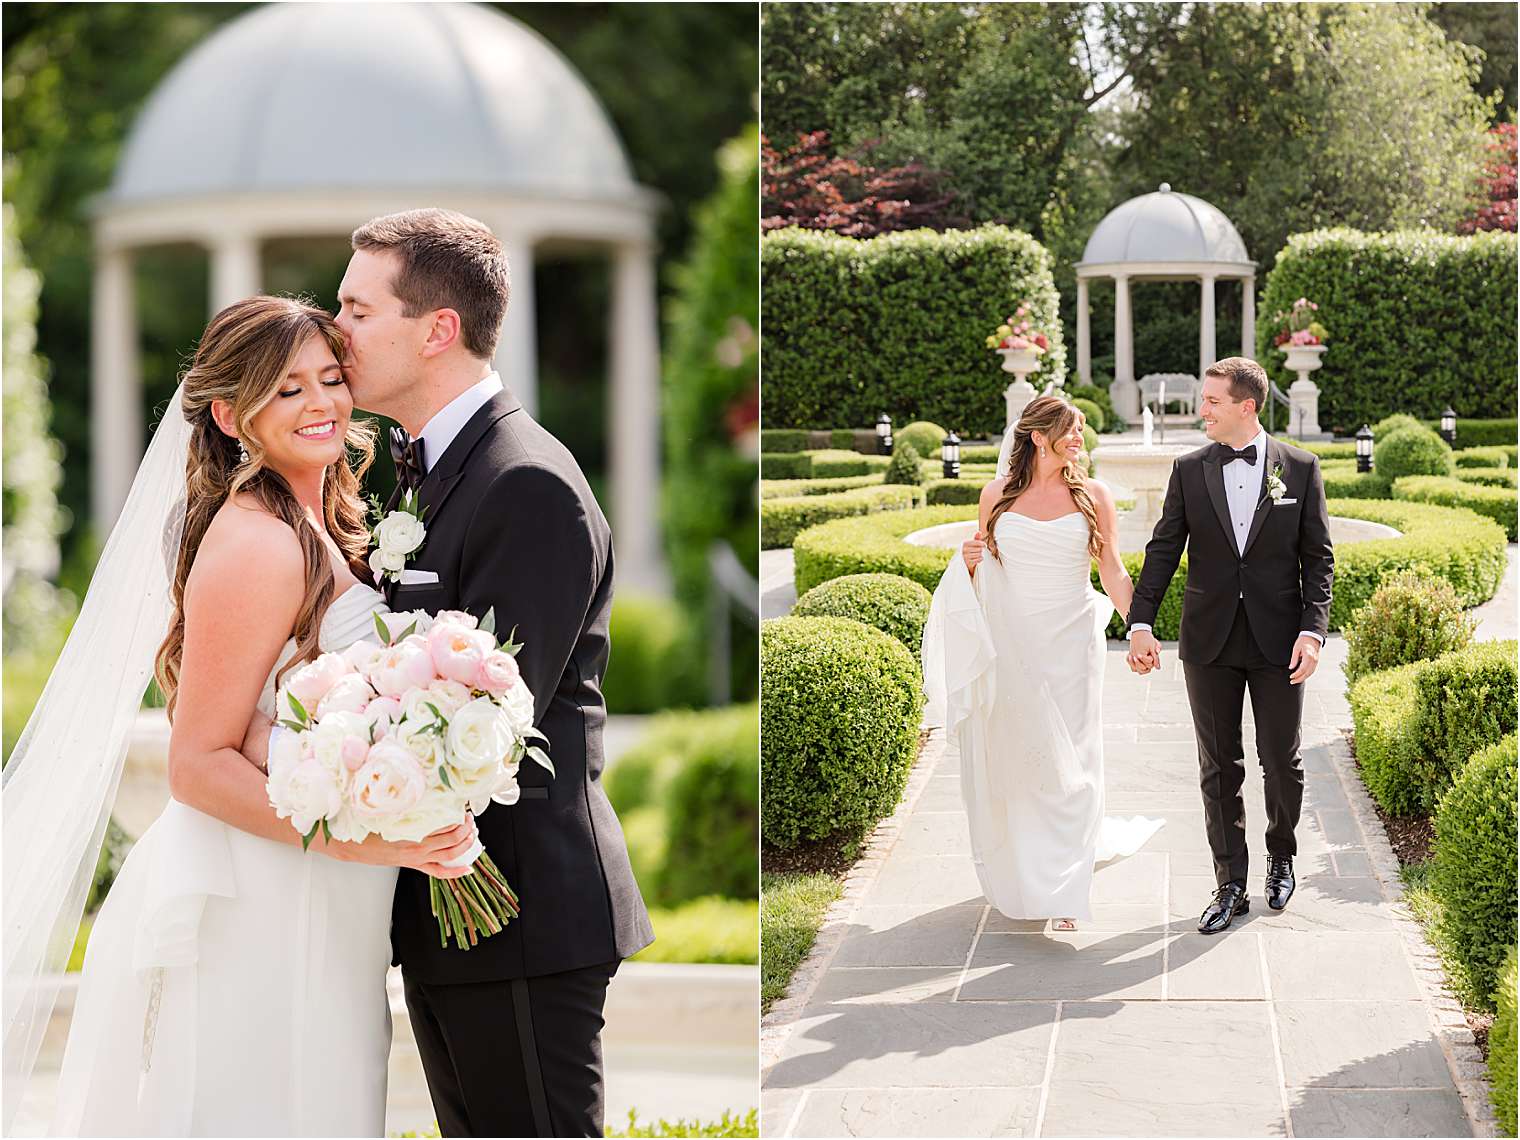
[370,642,437,698]
[364,696,402,735]
[349,739,427,822]
[428,625,497,685]
[317,673,374,719]
[476,651,521,695]
[341,735,371,772]
[285,652,352,711]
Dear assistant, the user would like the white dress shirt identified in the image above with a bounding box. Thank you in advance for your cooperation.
[1130,426,1323,646]
[415,372,504,476]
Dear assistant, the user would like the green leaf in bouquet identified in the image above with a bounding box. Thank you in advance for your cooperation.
[499,623,523,656]
[425,701,446,724]
[287,692,311,726]
[480,607,497,636]
[321,818,333,845]
[437,765,453,790]
[521,725,549,744]
[374,611,393,645]
[277,719,307,734]
[396,620,418,643]
[526,745,555,778]
[301,819,320,851]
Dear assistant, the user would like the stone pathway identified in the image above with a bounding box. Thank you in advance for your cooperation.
[761,548,1517,1138]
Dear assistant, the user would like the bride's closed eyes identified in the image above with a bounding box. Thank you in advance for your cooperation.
[278,377,348,399]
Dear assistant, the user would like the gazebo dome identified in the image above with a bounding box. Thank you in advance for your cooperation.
[107,1,635,204]
[1078,183,1250,270]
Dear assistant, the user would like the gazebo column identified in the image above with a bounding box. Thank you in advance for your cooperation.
[496,234,538,416]
[91,248,142,527]
[1241,276,1256,358]
[1199,273,1217,376]
[209,233,262,313]
[1111,273,1140,425]
[609,240,668,595]
[1076,277,1091,384]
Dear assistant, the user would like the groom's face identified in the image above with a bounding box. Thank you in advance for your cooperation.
[336,248,429,413]
[1199,374,1255,444]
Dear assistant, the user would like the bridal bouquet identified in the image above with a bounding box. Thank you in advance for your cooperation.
[265,607,552,950]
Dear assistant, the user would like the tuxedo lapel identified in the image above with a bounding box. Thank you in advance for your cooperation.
[1201,453,1235,548]
[414,388,522,525]
[1240,436,1282,558]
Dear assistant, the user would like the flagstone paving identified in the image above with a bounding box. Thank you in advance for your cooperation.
[761,543,1516,1138]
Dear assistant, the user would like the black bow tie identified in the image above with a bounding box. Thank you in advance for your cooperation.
[390,427,427,493]
[1215,443,1258,466]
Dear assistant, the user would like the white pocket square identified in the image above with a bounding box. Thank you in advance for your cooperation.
[1274,498,1298,506]
[398,568,439,585]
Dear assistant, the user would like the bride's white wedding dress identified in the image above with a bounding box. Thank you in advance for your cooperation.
[923,511,1162,920]
[52,583,396,1137]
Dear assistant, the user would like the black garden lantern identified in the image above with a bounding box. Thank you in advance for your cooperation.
[1356,424,1374,473]
[1440,407,1457,446]
[876,413,893,455]
[942,431,961,479]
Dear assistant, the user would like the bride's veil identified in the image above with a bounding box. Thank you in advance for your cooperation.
[995,416,1018,477]
[2,383,190,1131]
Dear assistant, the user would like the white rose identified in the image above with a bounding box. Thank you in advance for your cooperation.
[425,679,473,717]
[447,697,515,775]
[490,761,523,807]
[369,548,406,579]
[454,762,504,814]
[268,756,344,835]
[378,796,468,844]
[316,673,374,719]
[376,511,426,556]
[500,681,536,735]
[395,715,444,768]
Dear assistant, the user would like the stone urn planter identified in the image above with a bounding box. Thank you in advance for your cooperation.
[1278,342,1327,437]
[998,346,1042,428]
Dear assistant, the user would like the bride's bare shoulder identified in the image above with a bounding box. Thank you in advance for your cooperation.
[980,475,1010,505]
[1086,478,1115,507]
[190,497,305,604]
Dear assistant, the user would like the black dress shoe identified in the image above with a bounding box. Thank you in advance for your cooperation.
[1266,855,1296,911]
[1197,880,1250,934]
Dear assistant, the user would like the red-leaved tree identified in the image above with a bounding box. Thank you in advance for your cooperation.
[761,130,969,236]
[1459,123,1517,234]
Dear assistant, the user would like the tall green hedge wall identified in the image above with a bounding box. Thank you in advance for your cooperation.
[761,225,1064,437]
[1258,229,1518,433]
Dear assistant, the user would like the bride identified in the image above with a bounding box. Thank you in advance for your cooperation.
[4,296,474,1136]
[923,394,1162,931]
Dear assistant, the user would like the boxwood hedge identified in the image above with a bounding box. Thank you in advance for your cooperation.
[761,225,1065,436]
[1454,467,1517,489]
[760,474,883,500]
[1393,475,1519,540]
[1413,640,1519,806]
[760,452,810,479]
[792,572,933,660]
[1431,734,1518,1008]
[761,616,924,848]
[1491,946,1518,1134]
[1444,420,1518,449]
[760,429,808,453]
[926,478,984,506]
[1348,662,1426,815]
[812,449,891,478]
[1257,229,1517,432]
[1375,426,1456,479]
[1455,445,1512,469]
[761,484,924,549]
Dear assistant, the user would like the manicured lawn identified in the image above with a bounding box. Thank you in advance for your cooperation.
[760,871,842,1011]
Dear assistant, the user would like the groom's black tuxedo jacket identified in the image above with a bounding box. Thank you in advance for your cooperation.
[384,387,654,983]
[1127,434,1334,666]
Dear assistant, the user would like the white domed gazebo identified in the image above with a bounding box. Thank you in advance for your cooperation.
[1074,184,1256,425]
[90,1,667,591]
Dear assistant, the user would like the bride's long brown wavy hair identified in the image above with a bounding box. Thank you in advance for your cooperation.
[154,296,377,720]
[985,394,1103,564]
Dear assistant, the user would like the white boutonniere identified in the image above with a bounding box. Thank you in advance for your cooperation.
[368,490,428,584]
[1266,463,1286,503]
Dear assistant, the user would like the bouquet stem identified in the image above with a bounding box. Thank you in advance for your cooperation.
[428,852,521,950]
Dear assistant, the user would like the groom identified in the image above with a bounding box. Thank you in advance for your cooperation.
[1125,357,1333,935]
[337,208,653,1135]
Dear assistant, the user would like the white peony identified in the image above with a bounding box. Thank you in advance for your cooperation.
[375,510,426,556]
[316,673,374,719]
[378,796,468,844]
[268,755,344,835]
[266,725,306,781]
[448,697,515,775]
[341,638,385,674]
[349,739,428,825]
[375,609,434,643]
[307,711,370,778]
[433,609,478,630]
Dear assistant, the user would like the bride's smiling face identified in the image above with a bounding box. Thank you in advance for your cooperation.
[223,334,353,478]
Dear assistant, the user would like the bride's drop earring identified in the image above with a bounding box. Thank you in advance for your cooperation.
[1039,445,1045,458]
[237,438,249,464]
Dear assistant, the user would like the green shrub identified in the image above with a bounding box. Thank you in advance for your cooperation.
[1258,229,1517,432]
[1491,946,1518,1135]
[809,448,888,478]
[829,428,857,449]
[762,224,1064,436]
[761,484,923,549]
[1342,568,1475,685]
[1431,735,1517,1009]
[1320,464,1394,499]
[1374,426,1456,479]
[1454,467,1517,489]
[760,429,808,453]
[761,616,923,848]
[793,573,933,660]
[1456,445,1512,469]
[660,704,758,905]
[759,474,881,500]
[793,505,974,594]
[1444,419,1518,449]
[884,441,925,486]
[605,593,703,714]
[896,421,947,460]
[1082,424,1099,455]
[1349,662,1425,815]
[619,805,668,900]
[926,478,984,505]
[1067,383,1120,433]
[1413,640,1518,809]
[1374,413,1428,438]
[633,896,758,965]
[1394,475,1518,540]
[1300,441,1359,460]
[760,452,810,479]
[959,444,1002,464]
[1070,397,1105,433]
[1322,499,1508,629]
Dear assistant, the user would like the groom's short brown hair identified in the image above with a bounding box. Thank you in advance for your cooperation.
[1205,357,1269,414]
[351,208,509,359]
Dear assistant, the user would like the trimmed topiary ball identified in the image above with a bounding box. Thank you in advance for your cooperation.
[1070,396,1105,433]
[896,420,948,460]
[1373,413,1427,438]
[793,572,933,660]
[761,616,923,849]
[1374,426,1455,479]
[1490,946,1518,1134]
[1413,640,1519,810]
[885,440,925,485]
[1343,568,1475,684]
[1431,734,1517,1008]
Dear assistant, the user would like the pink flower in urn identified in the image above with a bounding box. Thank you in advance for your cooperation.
[428,625,497,685]
[1016,305,1028,317]
[476,651,520,695]
[1034,333,1049,350]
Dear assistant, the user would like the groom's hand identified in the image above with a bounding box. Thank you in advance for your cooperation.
[1288,634,1321,685]
[1127,628,1160,674]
